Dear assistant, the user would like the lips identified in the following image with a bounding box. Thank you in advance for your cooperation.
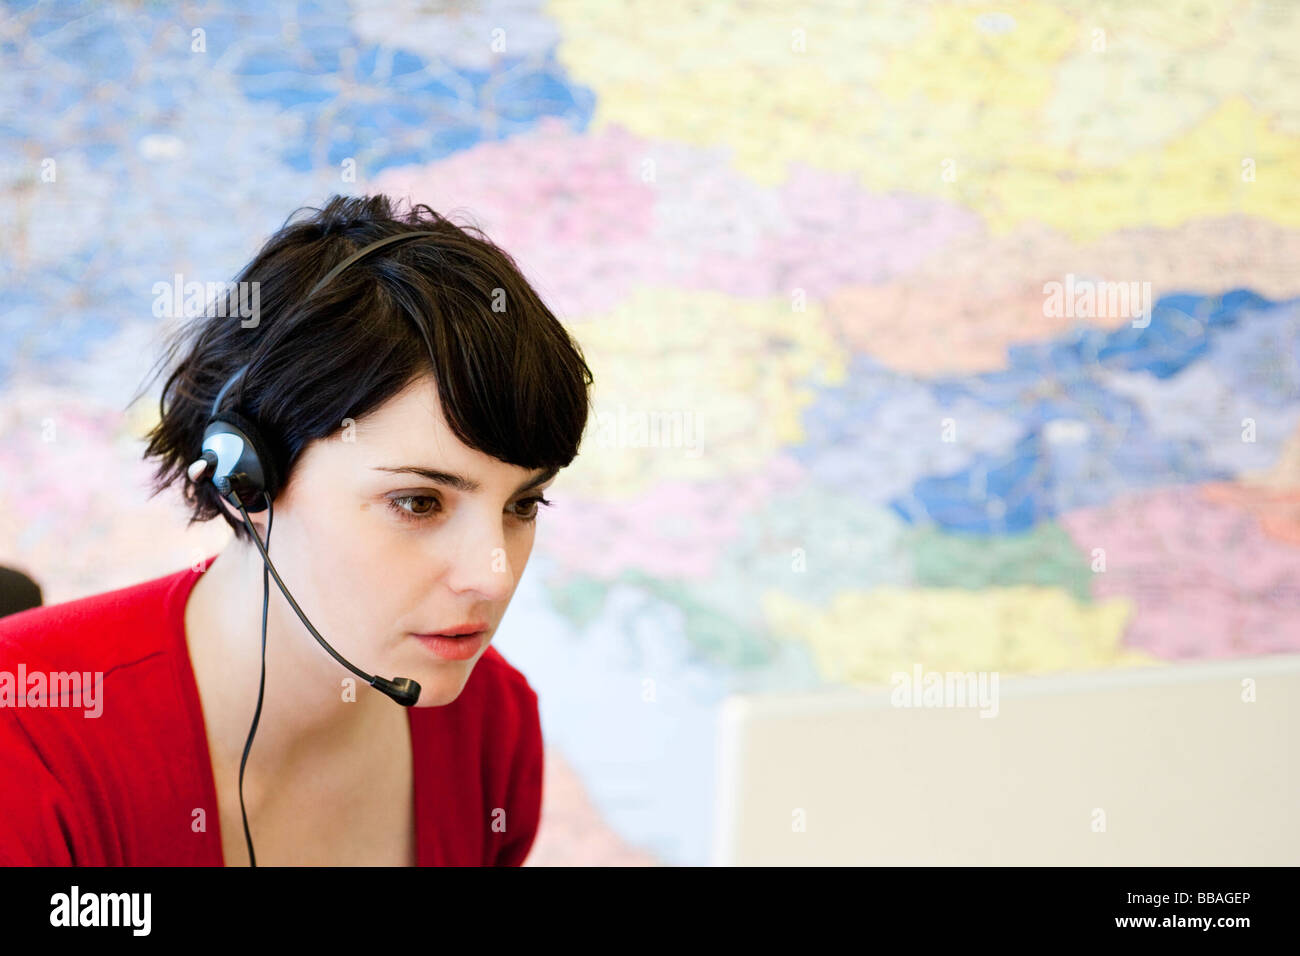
[413,622,488,638]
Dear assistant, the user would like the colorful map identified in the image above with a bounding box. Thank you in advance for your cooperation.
[2,0,1298,866]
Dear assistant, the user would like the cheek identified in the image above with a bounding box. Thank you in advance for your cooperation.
[290,494,387,591]
[507,528,537,579]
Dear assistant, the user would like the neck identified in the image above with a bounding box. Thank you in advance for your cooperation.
[184,537,398,779]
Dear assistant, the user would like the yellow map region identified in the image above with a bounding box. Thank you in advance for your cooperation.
[563,286,848,499]
[551,0,1300,239]
[762,585,1159,686]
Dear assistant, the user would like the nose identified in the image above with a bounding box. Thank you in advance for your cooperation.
[436,510,516,602]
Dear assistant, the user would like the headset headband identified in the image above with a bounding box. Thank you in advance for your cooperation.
[209,229,441,419]
[305,229,440,298]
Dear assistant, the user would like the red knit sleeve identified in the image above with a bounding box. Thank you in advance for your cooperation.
[0,711,78,866]
[492,683,543,867]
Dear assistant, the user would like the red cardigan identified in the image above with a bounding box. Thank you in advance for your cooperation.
[0,561,543,866]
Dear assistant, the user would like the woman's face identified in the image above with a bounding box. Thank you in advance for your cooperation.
[250,373,556,707]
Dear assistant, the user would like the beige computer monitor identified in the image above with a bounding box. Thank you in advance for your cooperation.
[712,654,1300,865]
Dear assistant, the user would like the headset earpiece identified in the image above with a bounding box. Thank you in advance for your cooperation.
[200,409,279,513]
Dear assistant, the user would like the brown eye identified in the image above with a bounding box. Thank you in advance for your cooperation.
[388,495,441,522]
[513,495,552,522]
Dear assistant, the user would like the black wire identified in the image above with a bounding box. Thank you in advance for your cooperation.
[236,491,272,867]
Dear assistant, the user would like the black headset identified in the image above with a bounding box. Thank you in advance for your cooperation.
[184,230,440,865]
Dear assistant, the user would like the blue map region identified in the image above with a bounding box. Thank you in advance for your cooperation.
[789,355,1027,506]
[892,290,1298,532]
[0,0,595,384]
[232,41,595,172]
[1203,297,1300,407]
[1005,289,1278,380]
[789,290,1297,535]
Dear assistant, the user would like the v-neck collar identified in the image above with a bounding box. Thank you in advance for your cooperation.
[167,559,427,866]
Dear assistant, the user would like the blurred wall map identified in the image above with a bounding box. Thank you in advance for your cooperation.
[1,0,1299,865]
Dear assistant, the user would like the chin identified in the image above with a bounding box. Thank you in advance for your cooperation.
[389,634,488,707]
[407,658,481,707]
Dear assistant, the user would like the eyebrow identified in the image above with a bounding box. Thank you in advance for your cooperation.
[372,464,559,496]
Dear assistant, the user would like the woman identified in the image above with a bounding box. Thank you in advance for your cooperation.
[0,194,593,866]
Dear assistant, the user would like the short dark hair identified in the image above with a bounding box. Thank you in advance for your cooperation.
[137,194,593,543]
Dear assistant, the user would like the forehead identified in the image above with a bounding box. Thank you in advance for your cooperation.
[331,374,551,487]
[353,374,451,440]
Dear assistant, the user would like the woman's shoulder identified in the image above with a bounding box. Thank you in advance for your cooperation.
[0,564,198,674]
